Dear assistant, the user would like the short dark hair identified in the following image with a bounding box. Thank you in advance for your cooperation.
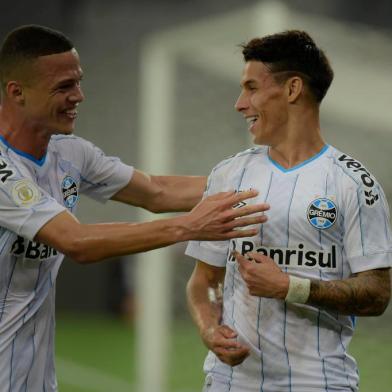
[0,25,74,90]
[241,30,334,103]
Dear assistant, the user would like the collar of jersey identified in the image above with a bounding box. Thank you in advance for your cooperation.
[0,134,47,166]
[268,144,329,173]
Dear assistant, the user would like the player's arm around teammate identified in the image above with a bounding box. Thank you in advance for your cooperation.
[35,189,269,263]
[235,251,391,316]
[112,169,207,213]
[186,260,250,366]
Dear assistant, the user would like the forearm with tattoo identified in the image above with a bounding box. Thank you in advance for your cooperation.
[307,268,391,316]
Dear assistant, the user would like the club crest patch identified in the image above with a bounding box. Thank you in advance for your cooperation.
[62,176,78,209]
[12,179,41,207]
[307,198,337,230]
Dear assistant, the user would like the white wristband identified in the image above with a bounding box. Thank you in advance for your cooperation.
[285,275,311,304]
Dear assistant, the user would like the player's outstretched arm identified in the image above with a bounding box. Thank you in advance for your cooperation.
[235,251,391,316]
[112,170,207,213]
[36,189,269,263]
[186,261,250,367]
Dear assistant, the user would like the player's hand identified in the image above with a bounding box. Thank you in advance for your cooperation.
[201,325,250,367]
[234,251,289,299]
[182,190,269,241]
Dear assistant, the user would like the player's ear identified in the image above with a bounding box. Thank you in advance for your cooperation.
[286,76,303,103]
[6,80,25,105]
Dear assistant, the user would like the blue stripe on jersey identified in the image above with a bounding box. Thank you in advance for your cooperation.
[326,165,356,391]
[283,303,292,392]
[356,189,365,256]
[9,329,17,392]
[0,135,47,166]
[259,171,273,246]
[330,157,366,257]
[23,260,44,324]
[257,299,265,392]
[283,174,299,392]
[227,168,247,391]
[338,325,355,390]
[24,317,37,390]
[286,175,299,245]
[268,145,329,173]
[228,167,246,392]
[316,171,329,392]
[317,308,329,392]
[380,186,392,244]
[0,257,18,323]
[257,171,273,392]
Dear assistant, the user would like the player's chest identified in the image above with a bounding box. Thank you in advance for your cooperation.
[237,167,341,236]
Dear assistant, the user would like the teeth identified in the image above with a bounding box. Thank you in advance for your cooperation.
[246,116,258,125]
[64,109,77,118]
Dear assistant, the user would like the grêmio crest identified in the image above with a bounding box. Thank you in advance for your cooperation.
[307,198,337,230]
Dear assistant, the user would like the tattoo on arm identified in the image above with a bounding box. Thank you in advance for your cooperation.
[308,268,391,316]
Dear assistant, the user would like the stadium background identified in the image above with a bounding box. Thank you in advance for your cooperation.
[0,1,391,391]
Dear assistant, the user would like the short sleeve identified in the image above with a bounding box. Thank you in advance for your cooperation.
[0,158,66,240]
[343,181,392,273]
[78,139,134,202]
[185,165,231,267]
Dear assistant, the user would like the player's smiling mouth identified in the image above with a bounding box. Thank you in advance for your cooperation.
[246,115,259,130]
[61,108,78,119]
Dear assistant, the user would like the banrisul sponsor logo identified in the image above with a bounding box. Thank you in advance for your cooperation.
[229,239,337,270]
[307,198,337,230]
[11,236,58,260]
[62,175,78,208]
[338,154,379,206]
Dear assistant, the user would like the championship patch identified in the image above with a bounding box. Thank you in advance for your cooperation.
[62,176,78,208]
[307,198,337,230]
[12,179,41,207]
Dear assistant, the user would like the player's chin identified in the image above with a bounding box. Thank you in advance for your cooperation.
[56,121,76,135]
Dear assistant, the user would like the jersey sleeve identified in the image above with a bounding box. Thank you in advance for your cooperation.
[185,165,231,267]
[78,139,134,202]
[0,158,66,241]
[342,180,392,273]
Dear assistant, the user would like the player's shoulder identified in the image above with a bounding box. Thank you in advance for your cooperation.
[327,146,379,188]
[49,134,98,160]
[211,146,266,174]
[0,143,26,178]
[50,134,90,150]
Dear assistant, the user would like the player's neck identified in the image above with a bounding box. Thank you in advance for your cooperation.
[269,135,326,170]
[268,111,325,169]
[0,107,50,160]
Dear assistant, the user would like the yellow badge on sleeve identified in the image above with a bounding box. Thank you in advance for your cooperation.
[12,179,41,207]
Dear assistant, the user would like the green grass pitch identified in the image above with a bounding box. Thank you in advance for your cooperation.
[55,313,392,392]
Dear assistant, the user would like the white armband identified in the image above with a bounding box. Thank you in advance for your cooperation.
[285,275,311,304]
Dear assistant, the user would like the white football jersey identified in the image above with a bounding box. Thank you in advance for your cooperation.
[186,145,392,392]
[0,134,133,392]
